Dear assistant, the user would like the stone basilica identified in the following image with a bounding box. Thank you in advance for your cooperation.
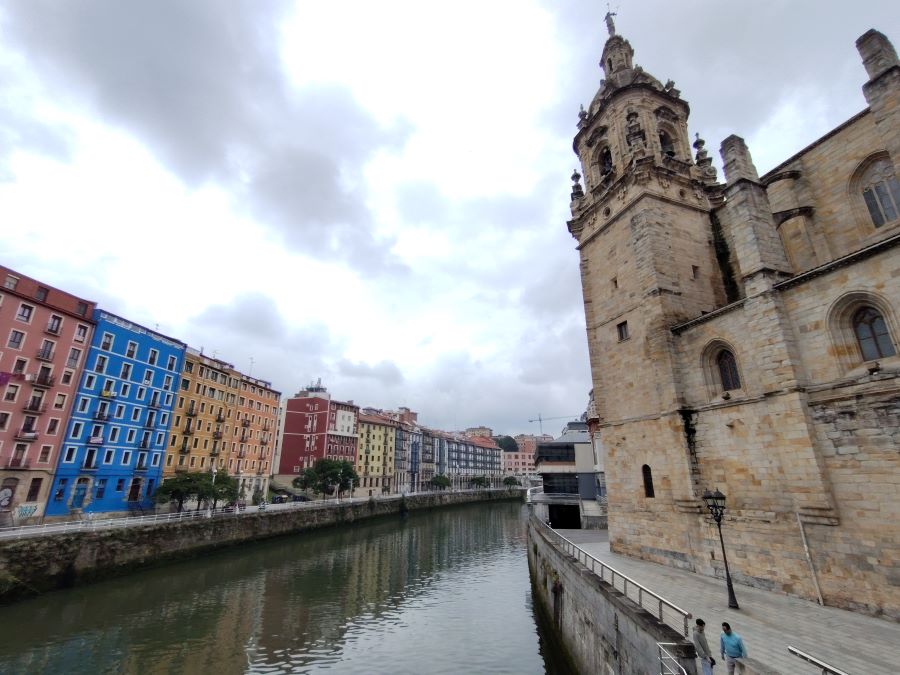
[570,19,899,618]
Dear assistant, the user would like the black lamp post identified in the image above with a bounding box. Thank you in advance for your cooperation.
[703,488,740,609]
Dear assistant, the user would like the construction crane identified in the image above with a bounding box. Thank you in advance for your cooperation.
[527,413,581,435]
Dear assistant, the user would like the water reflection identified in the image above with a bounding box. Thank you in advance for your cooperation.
[0,502,568,674]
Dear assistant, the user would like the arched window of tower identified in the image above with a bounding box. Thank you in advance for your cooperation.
[659,131,675,158]
[600,147,613,176]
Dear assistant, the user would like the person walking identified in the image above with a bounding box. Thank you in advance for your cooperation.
[720,622,747,674]
[693,618,715,675]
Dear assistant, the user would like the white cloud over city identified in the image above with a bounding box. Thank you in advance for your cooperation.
[0,1,894,434]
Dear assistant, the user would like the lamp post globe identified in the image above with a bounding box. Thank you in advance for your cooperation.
[703,488,740,609]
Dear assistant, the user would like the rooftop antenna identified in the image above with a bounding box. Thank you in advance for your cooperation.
[249,356,255,376]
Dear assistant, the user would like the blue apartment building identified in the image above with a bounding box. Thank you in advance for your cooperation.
[45,310,185,517]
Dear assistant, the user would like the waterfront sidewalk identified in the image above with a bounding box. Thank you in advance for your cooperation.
[558,529,900,675]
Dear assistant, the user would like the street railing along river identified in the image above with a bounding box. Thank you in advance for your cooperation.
[0,488,513,541]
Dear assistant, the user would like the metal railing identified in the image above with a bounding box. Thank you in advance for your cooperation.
[788,646,850,675]
[658,643,688,675]
[0,488,515,541]
[534,517,691,636]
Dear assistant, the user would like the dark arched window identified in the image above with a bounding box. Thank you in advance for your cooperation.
[853,307,896,361]
[659,131,675,157]
[859,157,899,228]
[607,58,613,72]
[642,464,655,498]
[600,147,613,175]
[716,350,741,391]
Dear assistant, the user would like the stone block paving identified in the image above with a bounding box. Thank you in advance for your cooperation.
[558,529,900,675]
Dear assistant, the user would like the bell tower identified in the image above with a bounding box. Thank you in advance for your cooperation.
[568,17,728,556]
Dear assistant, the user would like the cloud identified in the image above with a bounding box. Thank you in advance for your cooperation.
[0,0,409,271]
[336,359,405,387]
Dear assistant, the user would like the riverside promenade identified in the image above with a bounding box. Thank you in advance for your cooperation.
[559,529,900,675]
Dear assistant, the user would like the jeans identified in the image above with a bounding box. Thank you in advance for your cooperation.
[725,655,742,674]
[699,656,713,675]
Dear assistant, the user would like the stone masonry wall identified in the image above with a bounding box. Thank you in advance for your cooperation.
[0,491,520,602]
[527,515,697,675]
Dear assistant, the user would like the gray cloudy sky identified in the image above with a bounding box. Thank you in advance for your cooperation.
[0,1,895,435]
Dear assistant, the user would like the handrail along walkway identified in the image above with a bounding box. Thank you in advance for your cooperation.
[533,516,692,637]
[788,645,851,675]
[658,643,689,675]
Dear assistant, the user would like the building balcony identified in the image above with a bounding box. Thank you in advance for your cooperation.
[139,439,149,449]
[149,399,161,409]
[238,450,247,458]
[241,419,250,428]
[32,373,55,389]
[81,462,99,471]
[261,438,269,446]
[134,463,149,472]
[35,347,55,362]
[44,322,62,336]
[6,457,30,469]
[212,431,223,440]
[100,389,117,399]
[22,401,47,414]
[144,418,156,428]
[182,428,194,436]
[14,429,38,442]
[216,413,226,423]
[209,447,220,456]
[174,466,188,473]
[87,436,104,445]
[185,407,197,417]
[93,411,109,422]
[179,444,190,454]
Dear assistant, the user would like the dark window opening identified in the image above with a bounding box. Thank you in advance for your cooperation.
[659,131,675,157]
[853,307,896,361]
[716,350,741,391]
[617,321,629,341]
[642,464,655,498]
[600,147,613,175]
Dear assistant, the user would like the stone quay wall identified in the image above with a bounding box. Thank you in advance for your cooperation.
[0,490,521,602]
[526,514,698,675]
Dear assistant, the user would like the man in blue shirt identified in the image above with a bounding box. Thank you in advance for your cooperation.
[720,622,747,674]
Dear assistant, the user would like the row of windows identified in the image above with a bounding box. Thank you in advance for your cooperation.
[705,305,896,396]
[4,331,84,366]
[61,447,162,468]
[1,277,89,316]
[97,333,178,370]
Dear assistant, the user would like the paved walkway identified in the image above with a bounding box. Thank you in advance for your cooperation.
[558,529,900,675]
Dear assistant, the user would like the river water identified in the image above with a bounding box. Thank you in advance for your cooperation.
[0,501,571,674]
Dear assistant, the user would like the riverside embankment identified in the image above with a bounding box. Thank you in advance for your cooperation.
[0,489,521,602]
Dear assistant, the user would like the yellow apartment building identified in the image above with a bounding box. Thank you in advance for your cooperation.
[231,374,280,500]
[164,349,239,477]
[354,412,396,497]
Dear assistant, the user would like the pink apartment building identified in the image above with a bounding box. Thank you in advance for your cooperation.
[0,266,96,524]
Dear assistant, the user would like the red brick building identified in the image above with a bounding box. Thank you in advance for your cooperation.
[276,382,358,480]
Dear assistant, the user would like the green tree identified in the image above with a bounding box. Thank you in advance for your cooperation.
[503,476,521,487]
[154,473,202,512]
[294,459,360,499]
[471,476,489,489]
[430,474,451,490]
[495,435,519,453]
[208,471,239,509]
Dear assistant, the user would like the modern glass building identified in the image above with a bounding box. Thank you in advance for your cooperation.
[45,310,185,517]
